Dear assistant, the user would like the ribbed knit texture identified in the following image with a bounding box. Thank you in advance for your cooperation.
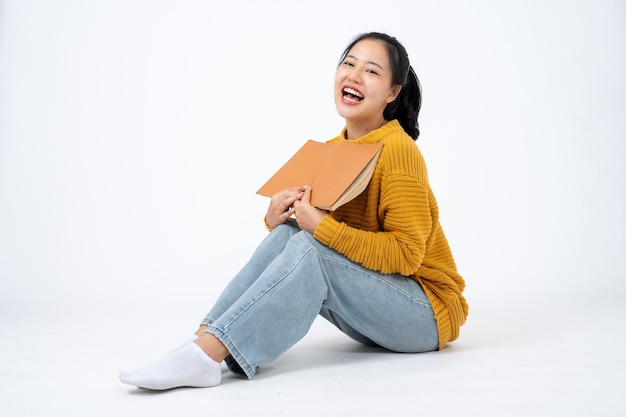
[312,120,468,349]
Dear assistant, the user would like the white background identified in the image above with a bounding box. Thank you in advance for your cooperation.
[1,1,625,415]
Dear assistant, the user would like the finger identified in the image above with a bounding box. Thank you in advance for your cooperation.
[284,193,303,210]
[282,206,295,218]
[300,186,312,205]
[275,189,304,205]
[279,186,307,196]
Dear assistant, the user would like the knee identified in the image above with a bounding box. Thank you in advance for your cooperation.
[273,221,300,236]
[268,222,300,242]
[288,229,317,247]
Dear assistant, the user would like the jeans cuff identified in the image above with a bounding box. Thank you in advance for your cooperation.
[204,324,257,379]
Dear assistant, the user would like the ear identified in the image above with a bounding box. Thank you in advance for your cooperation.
[386,85,402,103]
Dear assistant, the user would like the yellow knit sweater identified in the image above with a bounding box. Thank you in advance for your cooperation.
[312,120,468,349]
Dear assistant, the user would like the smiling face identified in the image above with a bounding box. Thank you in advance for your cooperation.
[334,38,401,139]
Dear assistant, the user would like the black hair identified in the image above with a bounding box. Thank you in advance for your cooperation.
[339,32,422,140]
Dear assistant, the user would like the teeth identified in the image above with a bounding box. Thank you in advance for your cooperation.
[343,87,363,98]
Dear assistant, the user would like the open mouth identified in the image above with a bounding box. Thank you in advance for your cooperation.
[342,87,364,102]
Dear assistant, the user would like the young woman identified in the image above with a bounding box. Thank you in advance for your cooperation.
[120,32,468,390]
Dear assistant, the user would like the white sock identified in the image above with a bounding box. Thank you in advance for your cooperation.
[119,343,221,390]
[167,334,199,354]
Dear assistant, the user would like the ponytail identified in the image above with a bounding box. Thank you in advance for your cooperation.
[384,65,422,140]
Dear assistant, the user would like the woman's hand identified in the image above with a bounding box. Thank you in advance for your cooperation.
[293,186,327,234]
[265,186,307,229]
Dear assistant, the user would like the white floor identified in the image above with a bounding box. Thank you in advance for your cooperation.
[1,291,624,417]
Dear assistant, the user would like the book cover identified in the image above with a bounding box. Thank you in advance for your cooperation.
[256,140,383,210]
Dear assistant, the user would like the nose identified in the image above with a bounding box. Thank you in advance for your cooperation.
[347,67,362,84]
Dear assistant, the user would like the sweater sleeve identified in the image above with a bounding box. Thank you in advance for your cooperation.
[314,174,433,276]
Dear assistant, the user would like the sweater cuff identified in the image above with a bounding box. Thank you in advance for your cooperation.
[263,215,274,232]
[313,215,341,246]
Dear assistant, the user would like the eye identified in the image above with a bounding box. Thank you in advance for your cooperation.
[342,60,354,67]
[366,69,379,75]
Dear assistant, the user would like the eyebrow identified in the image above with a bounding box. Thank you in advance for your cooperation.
[346,54,384,71]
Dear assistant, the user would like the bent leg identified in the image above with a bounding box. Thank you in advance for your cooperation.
[201,222,302,375]
[202,230,329,378]
[119,225,299,390]
[202,222,301,323]
[311,234,439,353]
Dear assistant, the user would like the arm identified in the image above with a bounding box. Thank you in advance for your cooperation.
[314,175,434,276]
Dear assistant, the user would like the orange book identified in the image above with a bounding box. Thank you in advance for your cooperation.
[256,140,384,211]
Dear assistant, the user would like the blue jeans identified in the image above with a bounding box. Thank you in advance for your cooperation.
[200,222,438,378]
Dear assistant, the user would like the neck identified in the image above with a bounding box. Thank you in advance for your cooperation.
[344,117,387,140]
